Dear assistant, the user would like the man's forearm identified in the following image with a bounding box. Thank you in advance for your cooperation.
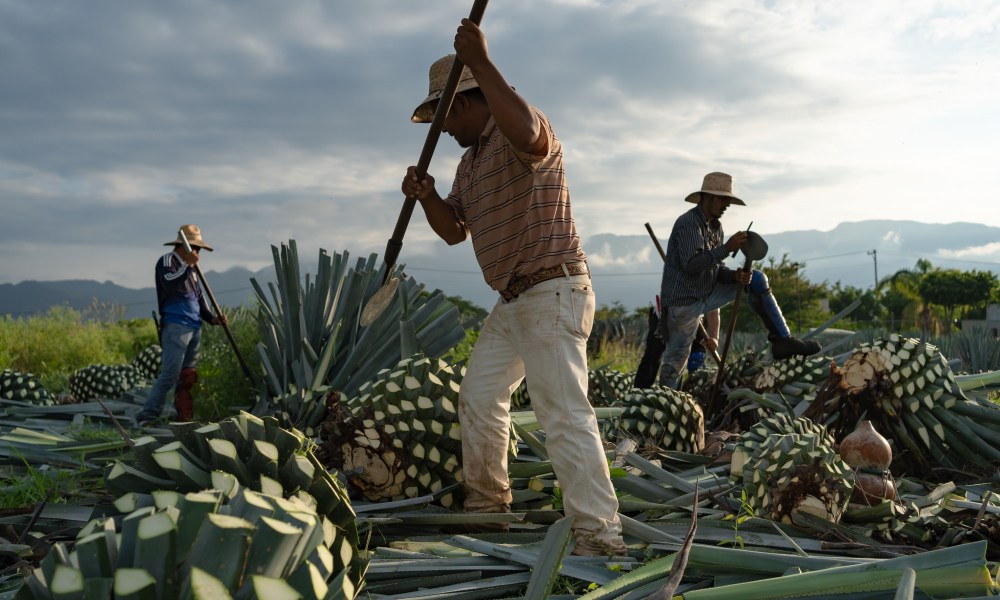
[419,195,468,245]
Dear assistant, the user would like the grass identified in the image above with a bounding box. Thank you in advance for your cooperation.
[0,305,157,392]
[0,450,100,509]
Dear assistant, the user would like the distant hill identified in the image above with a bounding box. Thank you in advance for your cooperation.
[0,267,268,321]
[3,220,998,318]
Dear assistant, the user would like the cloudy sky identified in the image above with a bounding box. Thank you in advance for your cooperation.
[2,0,999,307]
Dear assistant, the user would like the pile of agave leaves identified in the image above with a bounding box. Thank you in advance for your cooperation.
[2,243,1000,600]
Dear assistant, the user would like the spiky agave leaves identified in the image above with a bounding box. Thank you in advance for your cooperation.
[17,487,362,600]
[587,368,634,406]
[0,369,52,405]
[740,431,853,525]
[614,386,704,453]
[753,353,833,393]
[730,414,833,483]
[804,333,1000,474]
[520,367,633,409]
[104,411,359,560]
[316,354,465,508]
[130,344,162,381]
[250,241,466,416]
[683,349,763,404]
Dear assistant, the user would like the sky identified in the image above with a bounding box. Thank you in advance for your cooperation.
[2,0,999,308]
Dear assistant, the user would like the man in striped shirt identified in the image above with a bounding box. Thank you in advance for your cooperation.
[137,224,224,426]
[402,19,626,557]
[657,173,820,389]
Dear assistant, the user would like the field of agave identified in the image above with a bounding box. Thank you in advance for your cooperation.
[2,240,1000,599]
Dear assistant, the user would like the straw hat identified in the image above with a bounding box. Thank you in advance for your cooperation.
[164,224,214,251]
[685,172,746,206]
[411,54,480,123]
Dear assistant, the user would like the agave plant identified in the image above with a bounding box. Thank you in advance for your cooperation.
[103,411,359,571]
[0,369,52,405]
[614,386,705,453]
[729,414,833,484]
[15,487,360,599]
[803,333,1000,476]
[68,364,144,402]
[250,241,466,433]
[130,344,163,381]
[316,354,466,508]
[739,431,853,525]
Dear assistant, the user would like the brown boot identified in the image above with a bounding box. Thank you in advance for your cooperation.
[174,368,197,421]
[571,534,628,557]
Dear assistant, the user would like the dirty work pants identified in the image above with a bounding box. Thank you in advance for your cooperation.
[138,322,201,422]
[460,275,624,546]
[659,282,741,389]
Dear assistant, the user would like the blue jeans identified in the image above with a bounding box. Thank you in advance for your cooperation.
[658,282,741,389]
[138,322,201,422]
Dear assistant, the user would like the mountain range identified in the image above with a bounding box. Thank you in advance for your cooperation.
[2,220,998,320]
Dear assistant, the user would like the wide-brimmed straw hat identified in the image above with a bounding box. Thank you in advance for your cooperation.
[685,172,746,206]
[411,54,480,124]
[164,224,214,251]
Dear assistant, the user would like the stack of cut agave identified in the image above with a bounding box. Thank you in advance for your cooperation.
[0,368,52,404]
[739,431,854,525]
[803,333,1000,474]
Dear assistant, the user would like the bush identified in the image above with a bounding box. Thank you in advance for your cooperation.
[0,306,156,393]
[195,305,262,421]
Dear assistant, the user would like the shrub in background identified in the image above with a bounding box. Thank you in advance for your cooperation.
[195,305,262,421]
[0,306,156,393]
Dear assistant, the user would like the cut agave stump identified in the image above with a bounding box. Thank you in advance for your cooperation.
[17,488,364,599]
[104,410,359,559]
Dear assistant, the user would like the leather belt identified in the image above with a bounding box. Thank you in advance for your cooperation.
[499,261,590,302]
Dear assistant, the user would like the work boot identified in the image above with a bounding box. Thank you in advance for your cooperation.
[173,368,197,422]
[571,534,629,557]
[771,336,822,360]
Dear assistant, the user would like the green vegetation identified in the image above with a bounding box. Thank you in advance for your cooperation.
[0,305,156,393]
[195,306,261,421]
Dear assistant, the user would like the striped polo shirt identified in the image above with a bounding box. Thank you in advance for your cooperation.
[444,108,586,292]
[659,206,734,307]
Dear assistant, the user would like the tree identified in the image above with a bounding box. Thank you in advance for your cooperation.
[960,270,998,319]
[719,255,829,336]
[880,259,933,332]
[918,269,967,334]
[828,282,881,327]
[595,301,630,321]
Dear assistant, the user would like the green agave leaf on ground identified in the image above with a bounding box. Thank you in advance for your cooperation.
[679,540,997,599]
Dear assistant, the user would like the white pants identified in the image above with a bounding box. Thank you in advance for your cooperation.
[459,274,624,544]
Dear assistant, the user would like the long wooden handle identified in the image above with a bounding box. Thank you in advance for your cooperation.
[380,0,491,285]
[178,231,253,379]
[706,253,754,417]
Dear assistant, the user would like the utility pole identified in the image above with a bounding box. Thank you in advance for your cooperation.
[868,249,880,328]
[867,249,879,291]
[790,262,803,334]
